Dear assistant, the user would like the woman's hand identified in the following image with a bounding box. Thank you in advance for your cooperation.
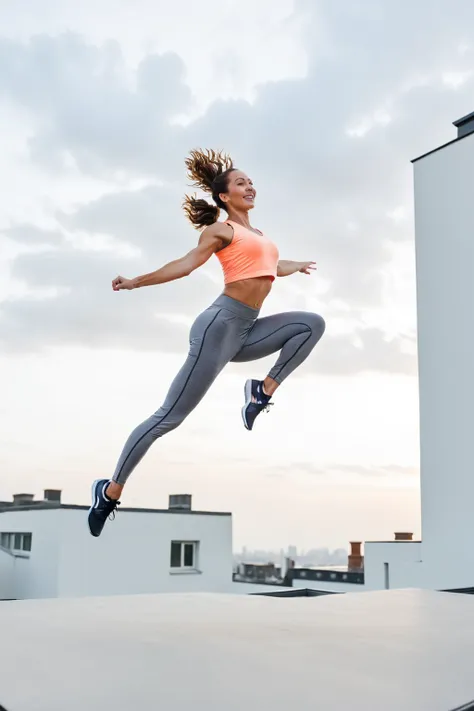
[277,260,317,277]
[297,261,317,275]
[112,275,135,291]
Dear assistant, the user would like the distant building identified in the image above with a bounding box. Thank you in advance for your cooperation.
[0,489,233,600]
[234,562,282,584]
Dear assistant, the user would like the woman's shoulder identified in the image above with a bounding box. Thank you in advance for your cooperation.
[202,220,235,238]
[199,220,234,249]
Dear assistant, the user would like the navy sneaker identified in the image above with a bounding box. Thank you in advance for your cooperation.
[241,379,273,431]
[88,479,120,538]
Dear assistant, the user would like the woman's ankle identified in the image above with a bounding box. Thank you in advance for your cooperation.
[262,377,279,397]
[106,481,123,501]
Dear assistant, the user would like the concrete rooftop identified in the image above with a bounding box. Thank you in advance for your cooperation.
[1,589,474,710]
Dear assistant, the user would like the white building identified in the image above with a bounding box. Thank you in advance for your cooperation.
[0,490,233,600]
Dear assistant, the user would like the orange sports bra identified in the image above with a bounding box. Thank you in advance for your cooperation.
[215,220,280,284]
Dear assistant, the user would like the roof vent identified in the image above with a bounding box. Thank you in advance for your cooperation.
[44,489,62,504]
[453,111,474,138]
[168,494,192,511]
[13,493,35,506]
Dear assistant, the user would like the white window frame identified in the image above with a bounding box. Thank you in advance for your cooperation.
[0,532,32,552]
[169,540,200,573]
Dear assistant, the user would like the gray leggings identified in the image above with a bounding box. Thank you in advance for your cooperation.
[112,294,325,485]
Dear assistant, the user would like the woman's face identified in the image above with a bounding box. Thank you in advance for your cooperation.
[220,170,256,211]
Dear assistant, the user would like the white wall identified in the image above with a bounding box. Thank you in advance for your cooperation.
[56,508,233,598]
[0,509,60,599]
[288,543,423,595]
[0,548,15,599]
[413,131,474,580]
[0,507,233,599]
[13,556,31,599]
[363,542,423,590]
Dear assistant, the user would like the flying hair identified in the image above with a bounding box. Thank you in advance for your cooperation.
[185,148,234,193]
[182,148,236,229]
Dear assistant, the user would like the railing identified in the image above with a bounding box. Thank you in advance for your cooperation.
[290,568,365,585]
[232,568,365,587]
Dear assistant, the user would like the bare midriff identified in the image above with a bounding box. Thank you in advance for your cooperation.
[223,275,274,309]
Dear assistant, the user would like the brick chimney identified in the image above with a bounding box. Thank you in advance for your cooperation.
[348,541,364,571]
[394,532,413,541]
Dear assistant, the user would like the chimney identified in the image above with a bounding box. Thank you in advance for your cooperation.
[12,493,35,506]
[44,489,62,504]
[168,494,192,511]
[453,111,474,138]
[348,541,364,571]
[394,532,413,541]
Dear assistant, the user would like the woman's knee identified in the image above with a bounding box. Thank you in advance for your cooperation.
[305,312,326,339]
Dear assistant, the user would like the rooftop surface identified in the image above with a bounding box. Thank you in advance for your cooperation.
[1,589,474,710]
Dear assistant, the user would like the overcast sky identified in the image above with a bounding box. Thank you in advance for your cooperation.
[1,0,473,550]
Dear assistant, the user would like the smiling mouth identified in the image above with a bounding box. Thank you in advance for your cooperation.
[244,195,255,201]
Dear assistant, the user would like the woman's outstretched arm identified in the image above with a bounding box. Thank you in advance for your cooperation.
[112,223,232,291]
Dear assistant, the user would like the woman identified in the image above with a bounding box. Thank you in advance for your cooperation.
[88,149,325,537]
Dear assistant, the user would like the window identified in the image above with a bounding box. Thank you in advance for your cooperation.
[0,532,32,552]
[22,533,32,552]
[183,543,194,567]
[170,542,182,568]
[170,541,199,570]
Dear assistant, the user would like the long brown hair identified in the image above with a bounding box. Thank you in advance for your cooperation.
[183,148,236,229]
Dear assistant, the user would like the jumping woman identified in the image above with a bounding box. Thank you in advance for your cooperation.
[88,149,326,537]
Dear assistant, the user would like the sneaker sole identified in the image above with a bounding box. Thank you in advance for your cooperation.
[241,379,253,431]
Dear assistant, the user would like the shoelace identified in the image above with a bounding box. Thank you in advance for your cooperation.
[109,501,120,521]
[251,392,273,414]
[102,499,120,521]
[252,400,273,414]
